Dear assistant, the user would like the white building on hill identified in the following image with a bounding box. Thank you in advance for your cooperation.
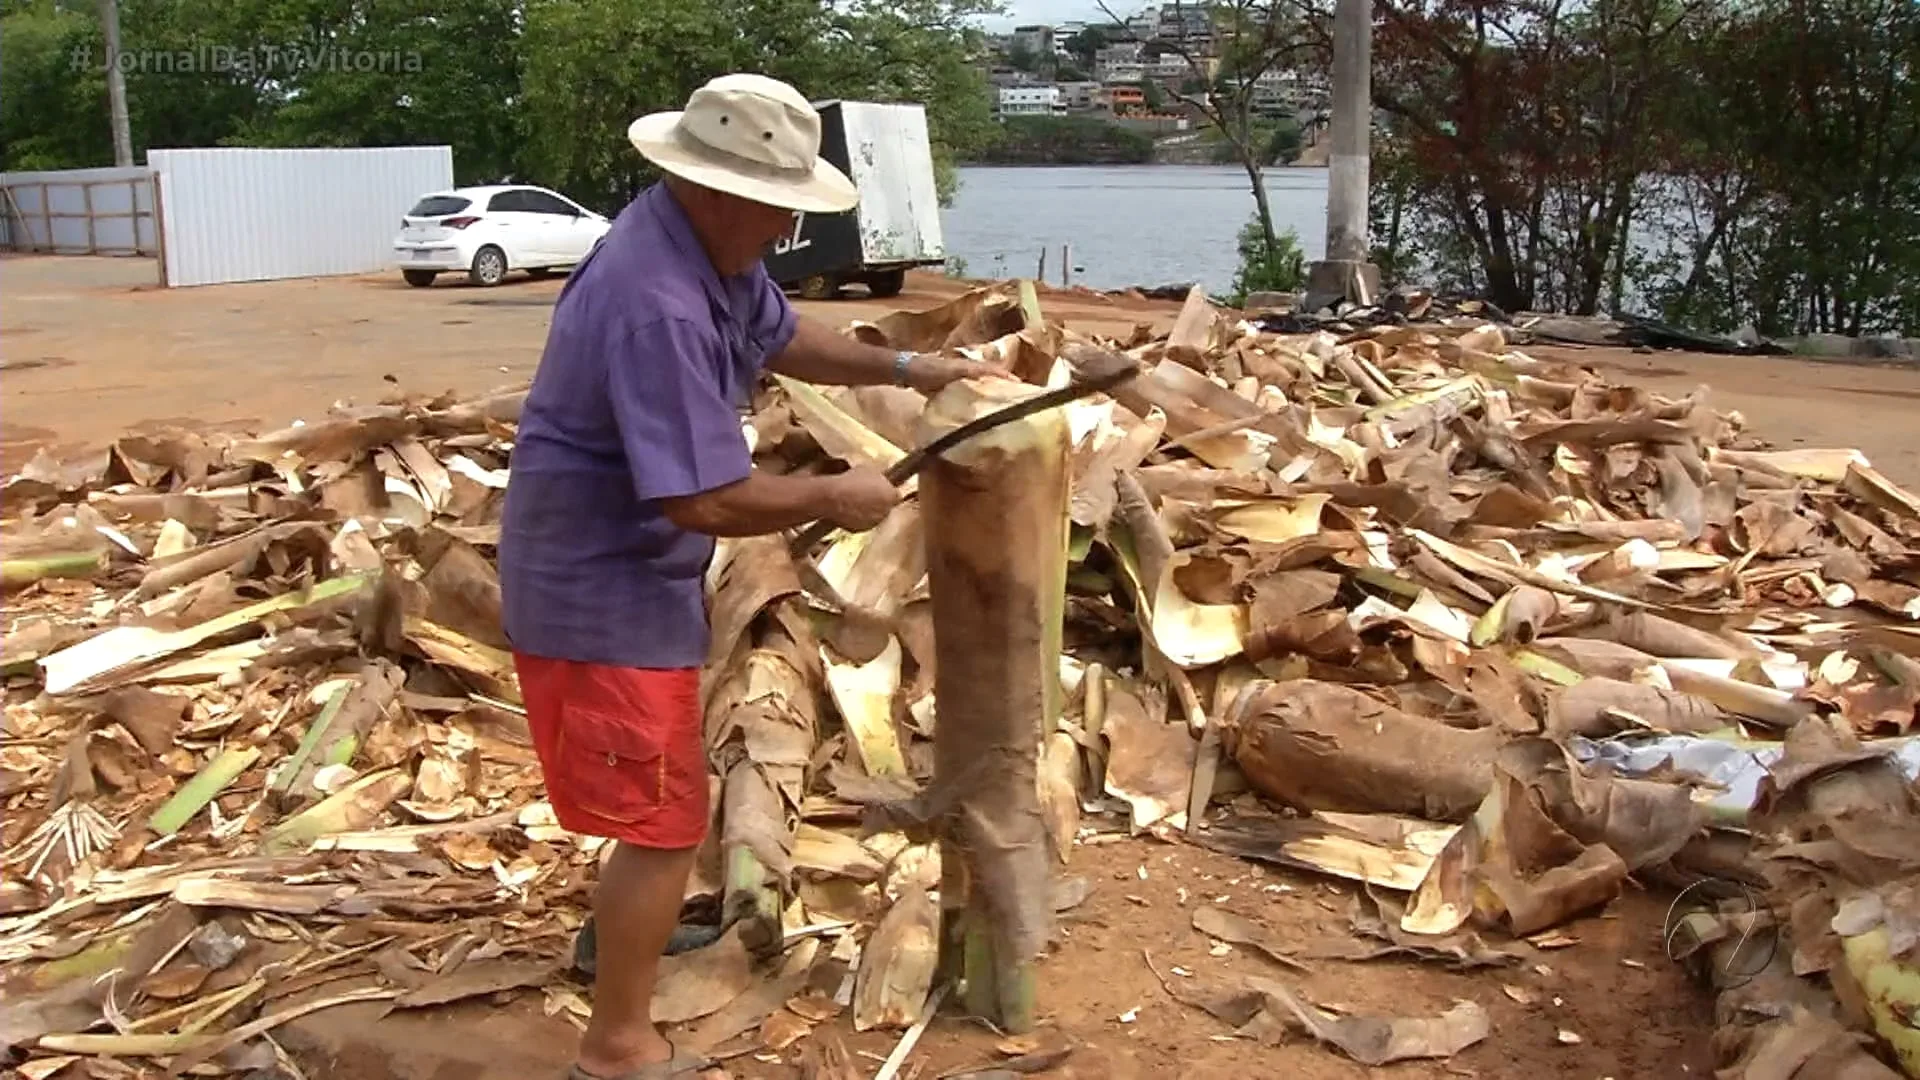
[1054,20,1087,56]
[1096,42,1146,84]
[998,85,1066,116]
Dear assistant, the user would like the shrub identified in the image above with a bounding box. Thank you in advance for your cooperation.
[1229,215,1306,305]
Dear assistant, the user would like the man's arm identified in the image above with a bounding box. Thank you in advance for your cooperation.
[766,314,994,394]
[659,467,896,538]
[608,317,898,539]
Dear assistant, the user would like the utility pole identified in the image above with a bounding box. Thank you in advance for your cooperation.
[100,0,134,167]
[1305,0,1378,309]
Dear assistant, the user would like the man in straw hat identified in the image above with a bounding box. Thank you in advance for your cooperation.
[500,74,993,1079]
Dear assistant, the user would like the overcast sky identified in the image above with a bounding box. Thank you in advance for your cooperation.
[981,2,1140,30]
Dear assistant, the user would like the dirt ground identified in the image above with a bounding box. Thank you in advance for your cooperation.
[5,252,1912,1078]
[0,255,1169,473]
[5,253,1917,485]
[274,841,1715,1080]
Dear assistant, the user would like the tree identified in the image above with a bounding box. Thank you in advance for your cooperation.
[1229,212,1306,303]
[1,1,111,170]
[522,0,1002,211]
[1101,0,1317,284]
[1264,117,1301,163]
[1064,25,1110,67]
[115,0,273,157]
[3,0,999,212]
[227,0,524,185]
[1359,0,1714,314]
[979,115,1154,164]
[1649,0,1920,335]
[519,0,737,210]
[1360,0,1918,331]
[810,0,1003,205]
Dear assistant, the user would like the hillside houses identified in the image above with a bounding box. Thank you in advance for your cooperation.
[983,5,1327,123]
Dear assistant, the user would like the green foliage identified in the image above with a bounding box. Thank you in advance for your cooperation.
[1650,0,1920,335]
[974,115,1153,165]
[1141,79,1165,109]
[0,1,108,170]
[244,1,524,185]
[1228,213,1305,305]
[518,0,1003,212]
[1198,117,1301,166]
[1264,119,1301,164]
[2,0,999,212]
[944,255,969,278]
[1063,26,1109,67]
[1144,0,1312,310]
[518,0,744,210]
[115,1,274,156]
[1202,127,1244,166]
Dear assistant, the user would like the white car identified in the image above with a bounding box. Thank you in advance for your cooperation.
[393,185,611,287]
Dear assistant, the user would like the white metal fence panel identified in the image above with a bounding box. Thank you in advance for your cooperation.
[149,146,453,287]
[0,166,157,255]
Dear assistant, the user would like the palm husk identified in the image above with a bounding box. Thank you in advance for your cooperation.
[852,886,939,1032]
[1224,680,1500,821]
[919,376,1067,1033]
[7,279,1920,1076]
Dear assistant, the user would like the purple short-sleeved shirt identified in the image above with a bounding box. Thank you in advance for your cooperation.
[499,183,798,669]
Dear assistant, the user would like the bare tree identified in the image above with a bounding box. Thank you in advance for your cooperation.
[1360,0,1716,312]
[1098,1,1321,262]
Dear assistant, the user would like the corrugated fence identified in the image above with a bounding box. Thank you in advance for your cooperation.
[149,146,453,287]
[0,165,158,256]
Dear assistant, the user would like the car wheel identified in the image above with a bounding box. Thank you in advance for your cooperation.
[798,273,840,301]
[469,245,508,287]
[526,266,554,280]
[402,269,438,288]
[866,269,906,299]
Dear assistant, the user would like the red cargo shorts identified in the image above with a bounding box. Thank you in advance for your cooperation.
[513,653,710,850]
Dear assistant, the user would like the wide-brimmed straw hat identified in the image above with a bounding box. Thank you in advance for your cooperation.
[628,74,859,214]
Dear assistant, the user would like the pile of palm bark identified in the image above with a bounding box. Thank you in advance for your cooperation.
[1,282,1917,1078]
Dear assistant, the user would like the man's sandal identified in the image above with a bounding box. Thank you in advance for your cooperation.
[565,1041,715,1079]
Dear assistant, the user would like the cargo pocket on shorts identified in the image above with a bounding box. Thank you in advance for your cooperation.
[557,707,669,824]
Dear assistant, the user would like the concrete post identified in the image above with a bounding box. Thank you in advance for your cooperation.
[100,0,134,168]
[1306,0,1380,309]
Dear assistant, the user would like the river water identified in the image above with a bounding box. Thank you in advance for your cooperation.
[941,165,1331,293]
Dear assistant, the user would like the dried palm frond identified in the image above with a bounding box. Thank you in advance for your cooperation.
[6,801,120,884]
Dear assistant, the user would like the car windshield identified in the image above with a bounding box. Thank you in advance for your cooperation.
[408,196,471,217]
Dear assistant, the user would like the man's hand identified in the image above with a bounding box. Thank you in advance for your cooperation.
[662,469,897,538]
[823,466,901,531]
[905,352,1015,396]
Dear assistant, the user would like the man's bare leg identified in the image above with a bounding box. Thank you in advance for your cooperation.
[574,840,710,1078]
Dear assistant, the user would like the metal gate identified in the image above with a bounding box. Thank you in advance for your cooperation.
[0,166,158,256]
